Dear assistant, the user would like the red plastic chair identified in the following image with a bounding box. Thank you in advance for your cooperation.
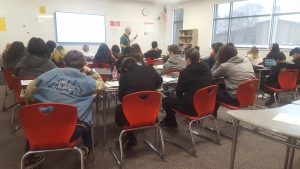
[10,77,34,133]
[19,103,85,169]
[1,67,16,111]
[167,85,220,156]
[219,79,259,110]
[110,91,165,168]
[145,58,155,66]
[265,69,299,107]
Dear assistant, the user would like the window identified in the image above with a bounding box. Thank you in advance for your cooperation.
[173,8,184,44]
[212,0,300,48]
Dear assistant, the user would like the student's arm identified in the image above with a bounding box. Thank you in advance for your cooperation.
[176,72,185,97]
[25,80,37,100]
[211,64,225,78]
[82,65,105,92]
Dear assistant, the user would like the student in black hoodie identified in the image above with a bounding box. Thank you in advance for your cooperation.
[290,47,300,71]
[264,52,296,106]
[161,48,212,128]
[144,41,162,59]
[115,57,163,147]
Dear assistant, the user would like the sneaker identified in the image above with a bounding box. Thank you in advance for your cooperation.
[24,156,44,169]
[160,118,178,129]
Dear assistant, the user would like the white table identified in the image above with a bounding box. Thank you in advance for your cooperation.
[292,100,300,106]
[227,104,300,169]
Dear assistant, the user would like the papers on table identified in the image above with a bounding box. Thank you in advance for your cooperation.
[21,80,33,86]
[105,81,119,88]
[273,113,300,126]
[162,76,178,83]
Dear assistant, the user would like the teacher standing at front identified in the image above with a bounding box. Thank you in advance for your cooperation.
[120,27,138,53]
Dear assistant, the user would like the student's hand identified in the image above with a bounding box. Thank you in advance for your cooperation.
[81,65,92,74]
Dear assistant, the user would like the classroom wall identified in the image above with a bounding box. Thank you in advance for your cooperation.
[168,0,293,59]
[0,0,168,54]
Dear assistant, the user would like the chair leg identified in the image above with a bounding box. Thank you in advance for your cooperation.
[274,93,278,107]
[210,116,221,145]
[2,86,8,111]
[20,151,30,169]
[90,124,95,158]
[110,130,126,168]
[11,104,21,134]
[74,147,85,169]
[188,121,197,157]
[145,126,166,161]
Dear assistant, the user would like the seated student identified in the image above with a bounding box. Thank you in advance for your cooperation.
[204,42,223,68]
[132,43,145,65]
[115,46,142,72]
[82,44,94,62]
[25,50,105,167]
[263,43,280,67]
[290,47,300,71]
[246,46,262,66]
[50,46,66,67]
[160,48,212,128]
[111,45,121,60]
[46,40,57,58]
[264,52,296,106]
[15,37,56,78]
[115,57,163,147]
[212,43,255,117]
[161,44,185,75]
[3,41,26,68]
[1,43,11,60]
[144,41,162,60]
[93,43,116,68]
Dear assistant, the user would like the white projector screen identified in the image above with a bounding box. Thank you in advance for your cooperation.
[55,12,106,43]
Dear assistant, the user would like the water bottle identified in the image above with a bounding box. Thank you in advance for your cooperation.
[112,66,118,81]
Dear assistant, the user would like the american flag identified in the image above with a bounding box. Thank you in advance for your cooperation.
[158,7,167,23]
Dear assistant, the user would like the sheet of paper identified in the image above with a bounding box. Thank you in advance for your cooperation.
[162,76,178,83]
[273,113,300,126]
[153,65,163,70]
[105,81,119,88]
[21,80,33,86]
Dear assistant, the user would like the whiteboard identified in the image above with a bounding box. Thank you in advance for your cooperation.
[55,12,105,43]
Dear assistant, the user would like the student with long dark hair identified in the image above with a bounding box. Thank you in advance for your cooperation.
[93,43,116,67]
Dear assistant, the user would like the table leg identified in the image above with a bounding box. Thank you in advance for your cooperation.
[284,137,292,169]
[230,119,240,169]
[103,93,107,149]
[287,138,297,169]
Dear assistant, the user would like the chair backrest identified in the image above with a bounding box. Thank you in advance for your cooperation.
[193,85,219,117]
[145,58,155,66]
[278,69,299,90]
[12,77,34,104]
[19,103,77,150]
[122,91,161,128]
[1,67,15,89]
[236,79,259,108]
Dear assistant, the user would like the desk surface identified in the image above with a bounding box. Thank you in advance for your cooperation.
[93,68,112,75]
[227,104,300,138]
[292,100,300,106]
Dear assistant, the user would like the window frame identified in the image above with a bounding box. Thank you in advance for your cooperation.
[172,8,184,44]
[212,0,300,49]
